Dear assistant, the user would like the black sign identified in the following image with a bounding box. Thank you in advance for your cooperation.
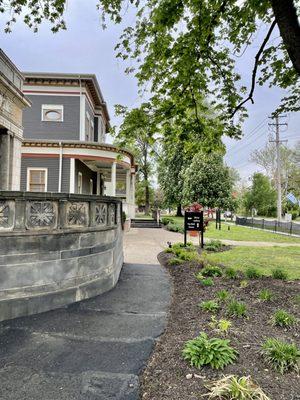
[184,211,204,232]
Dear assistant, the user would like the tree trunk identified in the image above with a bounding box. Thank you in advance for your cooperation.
[271,0,300,75]
[176,204,183,217]
[145,180,150,214]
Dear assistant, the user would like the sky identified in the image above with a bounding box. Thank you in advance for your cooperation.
[0,1,299,183]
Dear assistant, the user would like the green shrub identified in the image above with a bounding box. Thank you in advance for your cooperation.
[225,267,238,279]
[271,309,298,328]
[168,257,185,266]
[258,289,274,301]
[161,216,173,225]
[205,375,271,400]
[174,248,200,262]
[202,278,215,286]
[272,268,288,280]
[202,265,223,277]
[216,289,230,302]
[291,210,298,220]
[167,222,184,233]
[261,338,300,374]
[182,332,238,370]
[205,239,223,252]
[227,300,247,318]
[245,267,262,279]
[200,300,220,313]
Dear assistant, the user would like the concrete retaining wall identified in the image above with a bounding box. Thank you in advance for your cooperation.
[0,191,123,322]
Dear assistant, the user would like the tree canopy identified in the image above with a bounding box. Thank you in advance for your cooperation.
[3,0,300,146]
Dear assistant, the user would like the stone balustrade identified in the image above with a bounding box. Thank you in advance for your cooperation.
[0,192,124,322]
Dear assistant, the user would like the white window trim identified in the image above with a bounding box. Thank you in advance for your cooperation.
[26,167,48,192]
[41,104,64,122]
[78,172,83,194]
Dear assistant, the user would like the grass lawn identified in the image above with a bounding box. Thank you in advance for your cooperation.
[163,216,300,243]
[206,246,300,279]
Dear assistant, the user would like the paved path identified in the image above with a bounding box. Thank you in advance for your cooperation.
[0,234,171,400]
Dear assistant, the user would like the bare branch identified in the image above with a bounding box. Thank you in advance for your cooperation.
[230,19,277,118]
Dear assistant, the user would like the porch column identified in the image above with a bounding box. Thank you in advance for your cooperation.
[0,129,10,190]
[131,173,136,205]
[111,161,117,196]
[126,169,131,203]
[96,172,101,195]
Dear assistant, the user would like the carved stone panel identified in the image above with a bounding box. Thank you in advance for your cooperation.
[66,202,89,227]
[26,201,57,230]
[0,200,15,230]
[95,203,107,226]
[109,203,116,226]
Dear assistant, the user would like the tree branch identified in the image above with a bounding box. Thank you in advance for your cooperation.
[230,19,277,119]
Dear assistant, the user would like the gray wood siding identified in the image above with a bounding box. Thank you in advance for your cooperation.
[21,157,70,192]
[75,159,97,194]
[23,95,80,140]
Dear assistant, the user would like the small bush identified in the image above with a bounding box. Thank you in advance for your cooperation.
[168,257,185,266]
[272,268,288,280]
[245,267,262,279]
[225,267,238,279]
[200,300,220,313]
[202,265,223,277]
[182,332,238,370]
[204,375,271,400]
[205,239,223,252]
[261,338,300,374]
[174,249,200,262]
[202,278,215,287]
[227,299,247,318]
[239,280,249,288]
[271,309,298,328]
[216,289,230,302]
[167,222,184,233]
[258,289,274,302]
[161,216,173,225]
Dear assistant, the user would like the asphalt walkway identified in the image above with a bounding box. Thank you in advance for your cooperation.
[0,233,171,400]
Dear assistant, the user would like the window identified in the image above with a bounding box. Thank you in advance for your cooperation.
[78,172,83,194]
[89,179,93,194]
[90,120,94,142]
[27,168,48,192]
[42,104,63,122]
[85,112,90,141]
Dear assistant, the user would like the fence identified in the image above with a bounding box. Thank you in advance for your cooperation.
[236,216,300,236]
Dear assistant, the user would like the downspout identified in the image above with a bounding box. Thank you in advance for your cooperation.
[58,141,63,192]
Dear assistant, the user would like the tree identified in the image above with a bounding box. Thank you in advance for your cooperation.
[251,142,300,197]
[5,1,300,143]
[135,180,154,210]
[182,152,233,208]
[243,173,277,216]
[113,103,155,214]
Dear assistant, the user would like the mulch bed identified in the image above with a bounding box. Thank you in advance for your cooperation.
[141,251,300,400]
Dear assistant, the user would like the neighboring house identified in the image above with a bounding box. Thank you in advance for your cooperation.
[20,72,136,217]
[0,49,31,190]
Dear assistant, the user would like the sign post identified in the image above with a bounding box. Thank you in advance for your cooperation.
[184,211,204,248]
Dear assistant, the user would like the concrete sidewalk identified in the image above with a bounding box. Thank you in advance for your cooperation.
[0,261,170,400]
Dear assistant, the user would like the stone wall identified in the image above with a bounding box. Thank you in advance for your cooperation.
[0,192,123,322]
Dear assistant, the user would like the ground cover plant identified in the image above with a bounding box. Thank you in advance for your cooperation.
[202,265,223,277]
[245,267,262,279]
[200,300,220,313]
[162,216,300,244]
[227,300,247,318]
[271,310,298,328]
[141,248,300,400]
[271,268,288,280]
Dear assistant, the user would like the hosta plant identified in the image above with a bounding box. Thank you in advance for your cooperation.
[182,333,238,370]
[204,375,271,400]
[200,300,220,313]
[209,316,232,335]
[261,338,300,374]
[205,239,223,252]
[271,309,298,328]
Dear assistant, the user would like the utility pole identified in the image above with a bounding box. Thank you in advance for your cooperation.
[268,115,288,221]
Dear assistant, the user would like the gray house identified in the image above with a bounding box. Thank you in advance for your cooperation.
[20,73,136,217]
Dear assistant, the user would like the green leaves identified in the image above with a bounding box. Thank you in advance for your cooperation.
[182,332,238,370]
[261,338,300,374]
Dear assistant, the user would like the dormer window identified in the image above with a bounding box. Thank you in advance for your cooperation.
[42,105,64,122]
